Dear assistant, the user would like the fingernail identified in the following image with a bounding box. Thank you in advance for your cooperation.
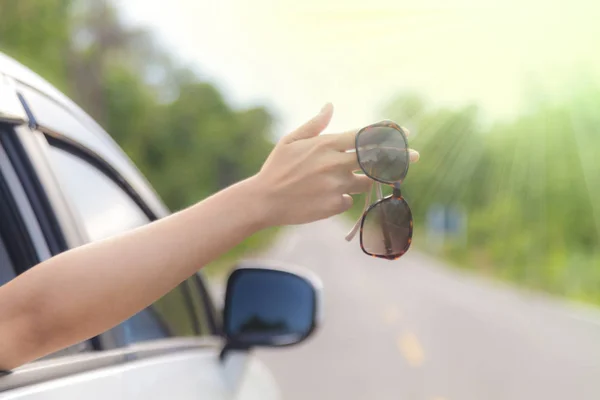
[409,149,420,162]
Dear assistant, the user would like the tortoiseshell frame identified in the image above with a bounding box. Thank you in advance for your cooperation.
[355,120,410,185]
[358,185,414,260]
[355,120,413,260]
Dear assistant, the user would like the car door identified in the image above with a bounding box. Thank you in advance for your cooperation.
[0,70,280,400]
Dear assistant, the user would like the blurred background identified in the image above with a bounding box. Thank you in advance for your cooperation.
[2,0,600,399]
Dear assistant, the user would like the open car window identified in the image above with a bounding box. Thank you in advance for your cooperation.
[0,230,16,286]
[46,144,209,345]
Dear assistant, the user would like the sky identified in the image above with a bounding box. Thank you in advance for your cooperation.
[116,0,600,136]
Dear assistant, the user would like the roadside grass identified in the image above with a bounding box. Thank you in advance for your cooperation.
[344,201,600,308]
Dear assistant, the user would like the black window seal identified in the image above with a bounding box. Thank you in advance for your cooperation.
[42,129,158,221]
[0,126,66,257]
[0,156,38,274]
[0,128,39,273]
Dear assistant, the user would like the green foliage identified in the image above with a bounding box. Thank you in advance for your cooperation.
[384,84,600,304]
[0,0,277,273]
[0,0,72,90]
[4,1,600,300]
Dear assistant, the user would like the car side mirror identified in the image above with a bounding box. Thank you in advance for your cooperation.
[220,262,322,360]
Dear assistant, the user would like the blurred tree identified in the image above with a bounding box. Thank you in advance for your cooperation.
[385,84,600,300]
[1,0,274,212]
[4,0,600,297]
[0,0,72,90]
[0,0,277,276]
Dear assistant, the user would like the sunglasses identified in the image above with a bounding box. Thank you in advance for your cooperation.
[345,120,413,260]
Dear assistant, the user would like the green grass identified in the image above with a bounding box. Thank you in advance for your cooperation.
[344,212,600,308]
[420,233,600,307]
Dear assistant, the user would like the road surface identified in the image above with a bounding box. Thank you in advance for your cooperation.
[251,217,600,400]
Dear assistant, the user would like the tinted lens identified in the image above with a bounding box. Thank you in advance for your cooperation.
[356,125,409,183]
[361,197,412,258]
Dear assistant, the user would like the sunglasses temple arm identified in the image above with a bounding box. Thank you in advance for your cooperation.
[345,188,372,242]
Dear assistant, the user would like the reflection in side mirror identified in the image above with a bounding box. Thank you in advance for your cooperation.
[221,263,322,359]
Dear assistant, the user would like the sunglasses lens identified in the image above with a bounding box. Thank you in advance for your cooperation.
[361,197,412,258]
[356,126,409,183]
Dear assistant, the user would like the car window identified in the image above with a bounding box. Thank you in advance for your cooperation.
[47,145,207,344]
[48,145,149,242]
[185,277,213,336]
[0,167,17,285]
[0,233,16,286]
[1,133,93,358]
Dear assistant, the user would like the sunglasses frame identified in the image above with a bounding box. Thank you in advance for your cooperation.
[355,120,411,185]
[359,185,414,260]
[354,120,413,260]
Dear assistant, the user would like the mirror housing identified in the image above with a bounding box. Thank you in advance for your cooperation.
[220,261,322,360]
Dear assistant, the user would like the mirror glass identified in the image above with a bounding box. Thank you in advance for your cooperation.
[224,268,316,346]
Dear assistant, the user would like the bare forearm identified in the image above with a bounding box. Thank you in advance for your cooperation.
[0,176,267,369]
[0,104,397,370]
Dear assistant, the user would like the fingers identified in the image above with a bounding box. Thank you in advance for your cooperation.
[321,125,411,152]
[409,149,420,162]
[337,151,360,171]
[321,130,358,151]
[340,194,354,211]
[283,103,334,143]
[332,194,354,215]
[337,148,419,171]
[344,173,372,194]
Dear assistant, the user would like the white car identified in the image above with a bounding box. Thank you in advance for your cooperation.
[0,51,322,400]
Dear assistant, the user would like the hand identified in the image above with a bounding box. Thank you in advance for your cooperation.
[254,103,419,227]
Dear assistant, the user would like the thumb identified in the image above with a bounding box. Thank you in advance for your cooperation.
[283,103,334,143]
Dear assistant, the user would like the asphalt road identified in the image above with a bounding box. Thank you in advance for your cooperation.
[253,217,600,400]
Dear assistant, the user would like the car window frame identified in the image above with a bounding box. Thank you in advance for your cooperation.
[13,76,219,335]
[2,118,219,352]
[11,78,219,333]
[44,134,209,342]
[14,85,218,326]
[15,83,220,333]
[0,123,95,357]
[0,128,42,274]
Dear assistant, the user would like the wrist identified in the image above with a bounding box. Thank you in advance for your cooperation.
[235,175,275,232]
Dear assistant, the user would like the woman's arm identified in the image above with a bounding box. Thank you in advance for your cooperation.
[0,104,394,370]
[0,176,269,370]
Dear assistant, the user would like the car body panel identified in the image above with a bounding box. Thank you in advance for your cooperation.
[0,350,280,400]
[0,73,26,124]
